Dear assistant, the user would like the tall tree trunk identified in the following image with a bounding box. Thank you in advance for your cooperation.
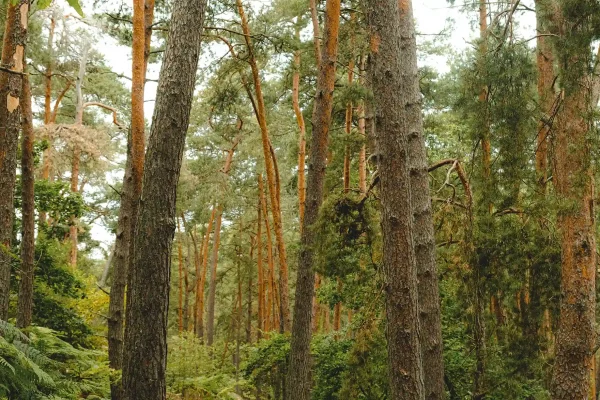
[206,204,224,346]
[68,42,89,269]
[109,0,155,396]
[261,187,275,334]
[257,176,264,340]
[473,0,489,395]
[534,0,554,192]
[196,207,216,340]
[357,54,367,195]
[0,0,29,319]
[309,0,321,66]
[108,131,133,400]
[293,24,307,231]
[246,237,254,343]
[40,15,55,225]
[342,56,354,193]
[16,67,34,329]
[364,0,424,398]
[550,9,596,397]
[177,217,185,333]
[398,1,445,397]
[236,0,292,332]
[206,138,239,345]
[121,0,207,398]
[287,0,341,397]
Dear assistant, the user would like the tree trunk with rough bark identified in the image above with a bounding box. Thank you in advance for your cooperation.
[109,0,155,396]
[550,6,596,397]
[364,0,425,398]
[287,0,341,397]
[16,67,34,329]
[121,0,207,397]
[398,1,445,398]
[0,0,29,320]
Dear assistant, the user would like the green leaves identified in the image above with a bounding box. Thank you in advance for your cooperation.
[66,0,84,17]
[34,0,84,17]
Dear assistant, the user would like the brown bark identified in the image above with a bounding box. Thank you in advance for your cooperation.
[310,0,322,65]
[122,0,207,397]
[108,131,133,400]
[129,0,147,285]
[343,57,354,193]
[399,1,445,397]
[109,1,155,396]
[0,0,29,319]
[293,25,307,231]
[287,0,341,397]
[40,15,55,224]
[44,16,55,124]
[49,81,71,124]
[364,0,425,397]
[206,204,224,346]
[357,55,367,195]
[206,138,239,345]
[196,207,215,340]
[550,26,596,400]
[16,68,34,329]
[177,217,185,333]
[261,186,275,333]
[236,0,291,332]
[246,237,254,343]
[535,0,554,192]
[257,175,264,339]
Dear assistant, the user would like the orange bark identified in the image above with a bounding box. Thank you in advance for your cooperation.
[292,25,307,231]
[310,0,322,65]
[357,55,367,194]
[257,176,264,340]
[196,207,216,340]
[236,0,291,332]
[261,183,275,333]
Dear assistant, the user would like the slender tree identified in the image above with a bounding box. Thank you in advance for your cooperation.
[16,67,34,329]
[287,0,341,397]
[196,208,216,340]
[207,137,240,346]
[121,0,207,397]
[235,0,292,331]
[0,0,29,319]
[364,0,424,398]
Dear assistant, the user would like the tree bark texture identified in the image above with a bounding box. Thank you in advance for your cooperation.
[364,0,425,398]
[287,0,341,398]
[0,0,28,320]
[122,0,207,398]
[550,16,596,398]
[399,1,445,398]
[16,68,34,329]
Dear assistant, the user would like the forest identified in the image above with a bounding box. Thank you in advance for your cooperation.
[0,0,599,398]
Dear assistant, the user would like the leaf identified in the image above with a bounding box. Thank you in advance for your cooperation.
[66,0,84,17]
[37,0,52,9]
